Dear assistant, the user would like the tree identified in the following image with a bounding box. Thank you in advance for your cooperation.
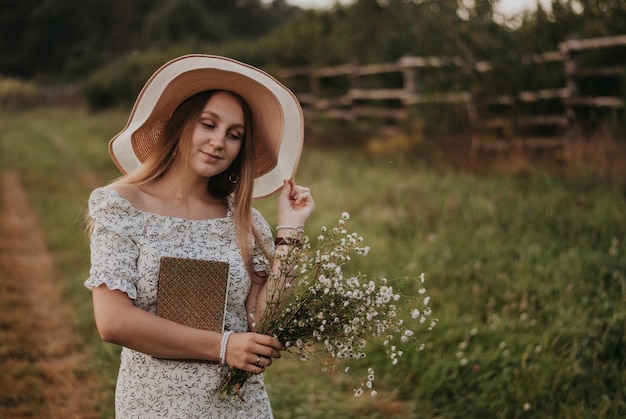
[0,0,297,80]
[142,0,226,47]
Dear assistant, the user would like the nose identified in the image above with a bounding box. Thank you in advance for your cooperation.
[209,129,226,150]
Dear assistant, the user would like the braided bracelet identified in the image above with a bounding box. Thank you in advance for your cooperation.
[276,224,304,232]
[274,237,301,247]
[220,331,234,365]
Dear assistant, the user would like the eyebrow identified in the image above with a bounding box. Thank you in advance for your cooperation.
[201,111,245,130]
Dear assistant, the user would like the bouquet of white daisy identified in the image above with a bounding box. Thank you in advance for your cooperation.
[217,212,435,402]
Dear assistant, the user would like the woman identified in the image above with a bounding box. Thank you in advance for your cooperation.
[85,55,314,418]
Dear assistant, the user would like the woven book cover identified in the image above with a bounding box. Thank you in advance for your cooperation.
[156,256,230,333]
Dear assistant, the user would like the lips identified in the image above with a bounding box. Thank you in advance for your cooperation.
[201,150,222,161]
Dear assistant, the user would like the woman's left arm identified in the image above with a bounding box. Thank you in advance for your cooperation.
[247,179,315,329]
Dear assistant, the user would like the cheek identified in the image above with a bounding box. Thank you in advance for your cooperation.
[229,142,243,159]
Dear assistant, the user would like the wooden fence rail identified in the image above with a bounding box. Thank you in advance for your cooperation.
[276,34,626,150]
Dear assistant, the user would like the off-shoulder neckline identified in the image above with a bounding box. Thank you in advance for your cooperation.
[96,187,233,223]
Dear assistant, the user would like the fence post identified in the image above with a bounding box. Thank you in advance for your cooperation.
[400,57,418,126]
[561,38,578,130]
[309,70,320,116]
[349,59,360,91]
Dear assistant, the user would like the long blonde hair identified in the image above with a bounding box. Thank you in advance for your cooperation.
[99,90,268,272]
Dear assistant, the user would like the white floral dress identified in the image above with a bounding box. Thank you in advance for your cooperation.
[84,187,275,419]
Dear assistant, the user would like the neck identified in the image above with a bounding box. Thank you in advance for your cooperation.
[141,171,227,220]
[154,166,213,203]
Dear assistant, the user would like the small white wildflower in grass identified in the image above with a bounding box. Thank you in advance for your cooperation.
[523,403,531,411]
[370,390,378,397]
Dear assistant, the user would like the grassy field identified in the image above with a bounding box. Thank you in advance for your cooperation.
[1,106,625,418]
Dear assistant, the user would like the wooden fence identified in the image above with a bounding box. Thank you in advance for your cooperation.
[276,34,626,150]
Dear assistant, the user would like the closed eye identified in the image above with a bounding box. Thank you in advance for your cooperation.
[228,130,243,141]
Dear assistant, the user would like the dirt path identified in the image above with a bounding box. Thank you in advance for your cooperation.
[0,171,101,418]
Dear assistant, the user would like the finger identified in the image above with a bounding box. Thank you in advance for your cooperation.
[296,192,313,207]
[288,179,298,199]
[249,355,276,374]
[253,355,273,368]
[253,344,281,359]
[290,186,310,203]
[250,356,265,373]
[251,336,283,358]
[278,179,292,203]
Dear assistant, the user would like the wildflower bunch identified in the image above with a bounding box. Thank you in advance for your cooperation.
[217,212,435,402]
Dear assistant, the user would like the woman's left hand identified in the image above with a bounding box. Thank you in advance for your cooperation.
[276,179,315,227]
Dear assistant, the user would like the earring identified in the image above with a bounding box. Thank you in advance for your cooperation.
[172,149,178,158]
[228,173,239,184]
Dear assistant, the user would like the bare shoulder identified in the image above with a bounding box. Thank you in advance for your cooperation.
[106,182,145,209]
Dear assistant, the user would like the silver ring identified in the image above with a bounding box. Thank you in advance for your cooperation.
[255,356,261,367]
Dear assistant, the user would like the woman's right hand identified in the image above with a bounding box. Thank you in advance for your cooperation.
[224,332,283,373]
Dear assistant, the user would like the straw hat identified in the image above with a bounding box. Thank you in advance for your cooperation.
[108,54,303,199]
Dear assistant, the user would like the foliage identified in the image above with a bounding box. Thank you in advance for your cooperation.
[0,76,38,108]
[0,0,298,80]
[141,0,226,47]
[3,0,625,85]
[81,51,179,110]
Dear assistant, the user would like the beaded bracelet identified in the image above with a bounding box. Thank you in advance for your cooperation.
[220,331,234,365]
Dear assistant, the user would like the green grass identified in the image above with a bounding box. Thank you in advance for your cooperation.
[1,107,624,418]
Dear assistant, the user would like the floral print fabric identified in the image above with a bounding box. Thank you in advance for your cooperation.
[84,187,274,418]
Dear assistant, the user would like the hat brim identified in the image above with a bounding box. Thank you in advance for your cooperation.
[108,55,303,199]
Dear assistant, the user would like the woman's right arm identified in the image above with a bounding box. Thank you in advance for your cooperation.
[92,285,282,371]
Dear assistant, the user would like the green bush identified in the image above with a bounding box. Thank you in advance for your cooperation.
[0,77,38,108]
[81,51,174,110]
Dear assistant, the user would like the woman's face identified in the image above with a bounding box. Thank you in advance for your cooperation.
[187,91,244,180]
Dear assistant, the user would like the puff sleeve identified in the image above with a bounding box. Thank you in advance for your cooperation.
[84,188,141,299]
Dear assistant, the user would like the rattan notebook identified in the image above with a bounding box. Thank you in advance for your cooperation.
[156,257,230,333]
